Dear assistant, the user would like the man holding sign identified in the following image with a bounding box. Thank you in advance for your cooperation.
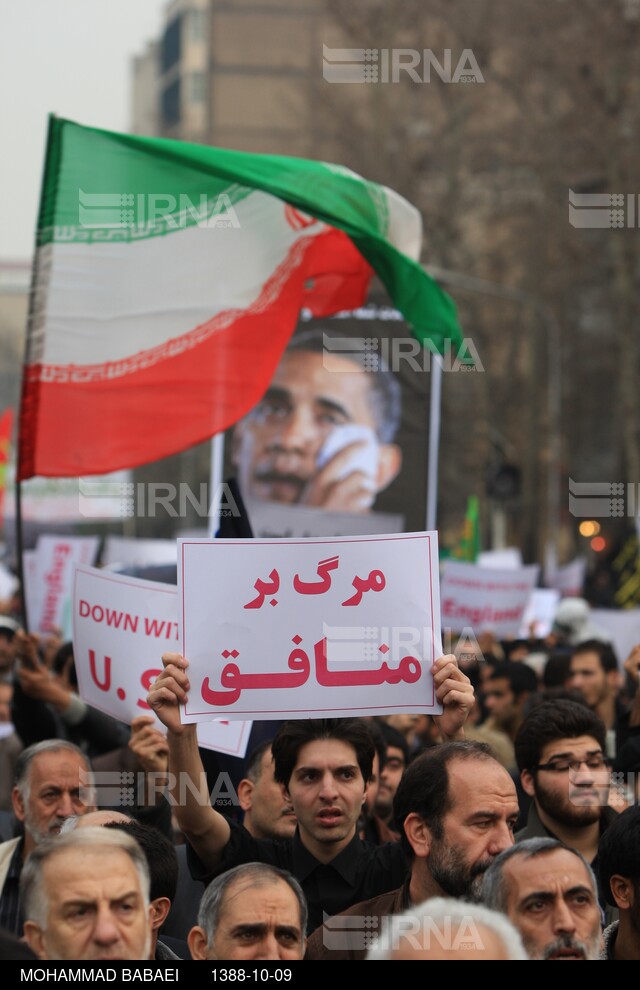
[147,651,473,934]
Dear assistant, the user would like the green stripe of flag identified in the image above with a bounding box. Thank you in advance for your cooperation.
[38,116,463,355]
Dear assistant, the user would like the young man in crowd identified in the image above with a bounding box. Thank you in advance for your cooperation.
[148,650,474,933]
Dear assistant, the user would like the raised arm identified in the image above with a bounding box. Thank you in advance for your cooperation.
[431,653,475,741]
[147,652,231,869]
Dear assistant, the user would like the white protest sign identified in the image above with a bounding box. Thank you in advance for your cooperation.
[519,588,560,639]
[178,532,442,722]
[32,535,100,639]
[441,560,540,637]
[244,498,404,539]
[72,564,252,757]
[102,536,177,568]
[591,609,640,670]
[477,547,523,569]
[547,557,587,598]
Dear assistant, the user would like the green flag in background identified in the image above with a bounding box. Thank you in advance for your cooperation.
[452,495,481,562]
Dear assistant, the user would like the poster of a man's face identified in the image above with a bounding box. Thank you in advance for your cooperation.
[227,306,430,537]
[231,328,402,513]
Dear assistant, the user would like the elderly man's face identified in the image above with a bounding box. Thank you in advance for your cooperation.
[501,848,602,960]
[13,750,95,849]
[24,847,151,961]
[232,350,400,511]
[192,878,305,961]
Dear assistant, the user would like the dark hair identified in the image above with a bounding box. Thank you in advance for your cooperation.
[571,639,618,674]
[597,805,640,906]
[392,741,495,860]
[366,721,388,775]
[482,653,504,667]
[503,639,530,660]
[542,652,572,690]
[376,720,411,767]
[105,820,178,904]
[613,736,640,775]
[271,718,374,788]
[542,687,591,706]
[514,699,607,772]
[488,661,538,698]
[287,328,402,443]
[243,741,273,783]
[0,926,37,960]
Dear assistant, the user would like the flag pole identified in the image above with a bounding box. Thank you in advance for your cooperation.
[426,354,443,531]
[14,479,28,631]
[208,433,225,536]
[15,114,60,632]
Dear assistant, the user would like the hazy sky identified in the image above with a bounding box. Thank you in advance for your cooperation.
[0,0,167,260]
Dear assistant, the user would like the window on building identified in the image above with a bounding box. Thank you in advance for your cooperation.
[161,15,182,73]
[190,72,206,103]
[162,78,181,126]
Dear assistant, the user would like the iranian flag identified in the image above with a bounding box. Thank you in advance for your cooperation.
[19,116,462,480]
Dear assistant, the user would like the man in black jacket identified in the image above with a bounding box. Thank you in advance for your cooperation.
[148,650,474,933]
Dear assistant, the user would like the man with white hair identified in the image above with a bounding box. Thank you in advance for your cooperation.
[188,862,307,961]
[21,828,152,960]
[0,739,96,935]
[482,837,602,960]
[365,896,528,960]
[62,813,182,960]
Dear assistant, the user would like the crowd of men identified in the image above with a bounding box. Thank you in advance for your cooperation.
[0,596,639,961]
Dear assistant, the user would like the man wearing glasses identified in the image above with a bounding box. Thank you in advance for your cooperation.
[513,699,616,870]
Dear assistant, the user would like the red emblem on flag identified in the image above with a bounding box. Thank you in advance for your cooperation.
[284,204,318,230]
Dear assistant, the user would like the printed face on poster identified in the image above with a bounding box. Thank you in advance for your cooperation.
[72,565,252,757]
[223,303,431,537]
[178,532,443,721]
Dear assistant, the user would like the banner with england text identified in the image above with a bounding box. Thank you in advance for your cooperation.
[440,560,540,638]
